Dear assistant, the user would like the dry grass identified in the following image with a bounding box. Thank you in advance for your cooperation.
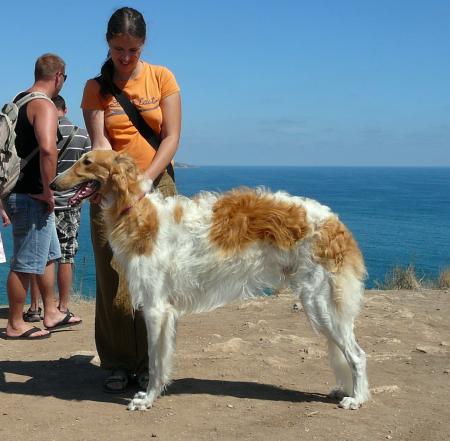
[375,264,422,290]
[375,265,450,291]
[438,268,450,288]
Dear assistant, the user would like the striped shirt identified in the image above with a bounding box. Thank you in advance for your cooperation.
[54,116,91,210]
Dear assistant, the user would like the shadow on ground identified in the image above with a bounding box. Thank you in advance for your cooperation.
[0,356,334,406]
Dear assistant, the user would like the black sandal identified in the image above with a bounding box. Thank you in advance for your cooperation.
[103,369,129,394]
[23,307,42,323]
[58,307,74,317]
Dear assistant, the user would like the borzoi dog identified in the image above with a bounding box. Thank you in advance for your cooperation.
[51,150,370,411]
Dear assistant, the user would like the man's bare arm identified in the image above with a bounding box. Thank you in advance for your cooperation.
[28,98,58,211]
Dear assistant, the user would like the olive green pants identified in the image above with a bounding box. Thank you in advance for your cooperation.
[90,172,176,375]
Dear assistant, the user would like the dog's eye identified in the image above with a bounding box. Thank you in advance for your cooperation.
[83,157,92,166]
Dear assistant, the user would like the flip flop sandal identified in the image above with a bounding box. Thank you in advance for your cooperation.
[103,370,129,394]
[6,326,51,340]
[45,311,82,331]
[58,308,74,317]
[23,307,42,323]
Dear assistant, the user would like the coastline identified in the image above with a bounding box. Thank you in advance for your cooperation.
[1,289,449,441]
[1,165,450,304]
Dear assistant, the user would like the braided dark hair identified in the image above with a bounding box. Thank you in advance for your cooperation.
[98,7,147,97]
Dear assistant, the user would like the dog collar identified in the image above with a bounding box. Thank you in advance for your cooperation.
[119,192,147,216]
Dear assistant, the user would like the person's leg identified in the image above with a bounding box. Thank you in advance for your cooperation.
[38,260,64,323]
[54,208,81,313]
[29,275,41,311]
[5,194,49,338]
[22,275,43,322]
[40,256,81,328]
[91,203,136,391]
[57,262,72,312]
[16,199,81,329]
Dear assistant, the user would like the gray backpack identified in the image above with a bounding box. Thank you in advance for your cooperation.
[0,92,53,199]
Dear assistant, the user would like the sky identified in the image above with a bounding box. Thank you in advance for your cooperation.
[1,0,449,166]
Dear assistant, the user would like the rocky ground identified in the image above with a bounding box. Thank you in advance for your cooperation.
[1,289,449,441]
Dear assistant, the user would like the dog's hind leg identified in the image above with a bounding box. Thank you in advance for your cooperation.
[299,273,370,409]
[325,323,370,409]
[128,305,178,411]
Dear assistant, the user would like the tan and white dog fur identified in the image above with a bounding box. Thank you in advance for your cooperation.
[52,150,370,411]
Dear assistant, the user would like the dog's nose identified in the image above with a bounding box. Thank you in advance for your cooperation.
[49,181,57,191]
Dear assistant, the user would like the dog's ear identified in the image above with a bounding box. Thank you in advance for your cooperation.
[110,154,139,194]
[114,154,138,174]
[110,168,128,194]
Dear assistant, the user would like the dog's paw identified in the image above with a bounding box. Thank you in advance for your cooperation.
[338,396,361,410]
[127,391,152,411]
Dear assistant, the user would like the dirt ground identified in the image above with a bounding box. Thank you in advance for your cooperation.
[1,289,449,441]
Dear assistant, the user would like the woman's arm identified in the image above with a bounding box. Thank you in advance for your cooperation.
[144,92,181,181]
[82,109,113,150]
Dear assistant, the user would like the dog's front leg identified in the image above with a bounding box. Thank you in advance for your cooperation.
[128,306,164,410]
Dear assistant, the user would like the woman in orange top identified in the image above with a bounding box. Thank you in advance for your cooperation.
[81,7,181,393]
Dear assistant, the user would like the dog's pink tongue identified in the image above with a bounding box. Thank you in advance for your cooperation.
[68,182,98,206]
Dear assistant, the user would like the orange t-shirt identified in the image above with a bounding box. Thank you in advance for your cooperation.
[81,61,180,171]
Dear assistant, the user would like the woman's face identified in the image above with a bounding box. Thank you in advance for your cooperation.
[108,34,145,77]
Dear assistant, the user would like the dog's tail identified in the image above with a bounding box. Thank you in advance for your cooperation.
[313,216,367,318]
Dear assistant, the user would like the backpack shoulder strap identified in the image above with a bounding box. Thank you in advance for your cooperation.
[14,92,53,109]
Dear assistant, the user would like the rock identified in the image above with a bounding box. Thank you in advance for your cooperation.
[377,337,402,344]
[263,356,289,369]
[238,300,268,311]
[293,303,303,311]
[371,385,400,394]
[396,309,415,319]
[416,345,447,355]
[303,347,327,359]
[204,337,249,353]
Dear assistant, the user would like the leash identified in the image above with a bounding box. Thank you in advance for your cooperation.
[119,192,147,216]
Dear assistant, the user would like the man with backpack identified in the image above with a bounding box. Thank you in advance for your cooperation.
[2,53,81,339]
[25,95,91,322]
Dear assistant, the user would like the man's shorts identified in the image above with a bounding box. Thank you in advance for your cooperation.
[5,193,61,274]
[55,207,81,264]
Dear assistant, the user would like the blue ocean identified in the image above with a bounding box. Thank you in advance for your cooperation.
[1,166,449,304]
